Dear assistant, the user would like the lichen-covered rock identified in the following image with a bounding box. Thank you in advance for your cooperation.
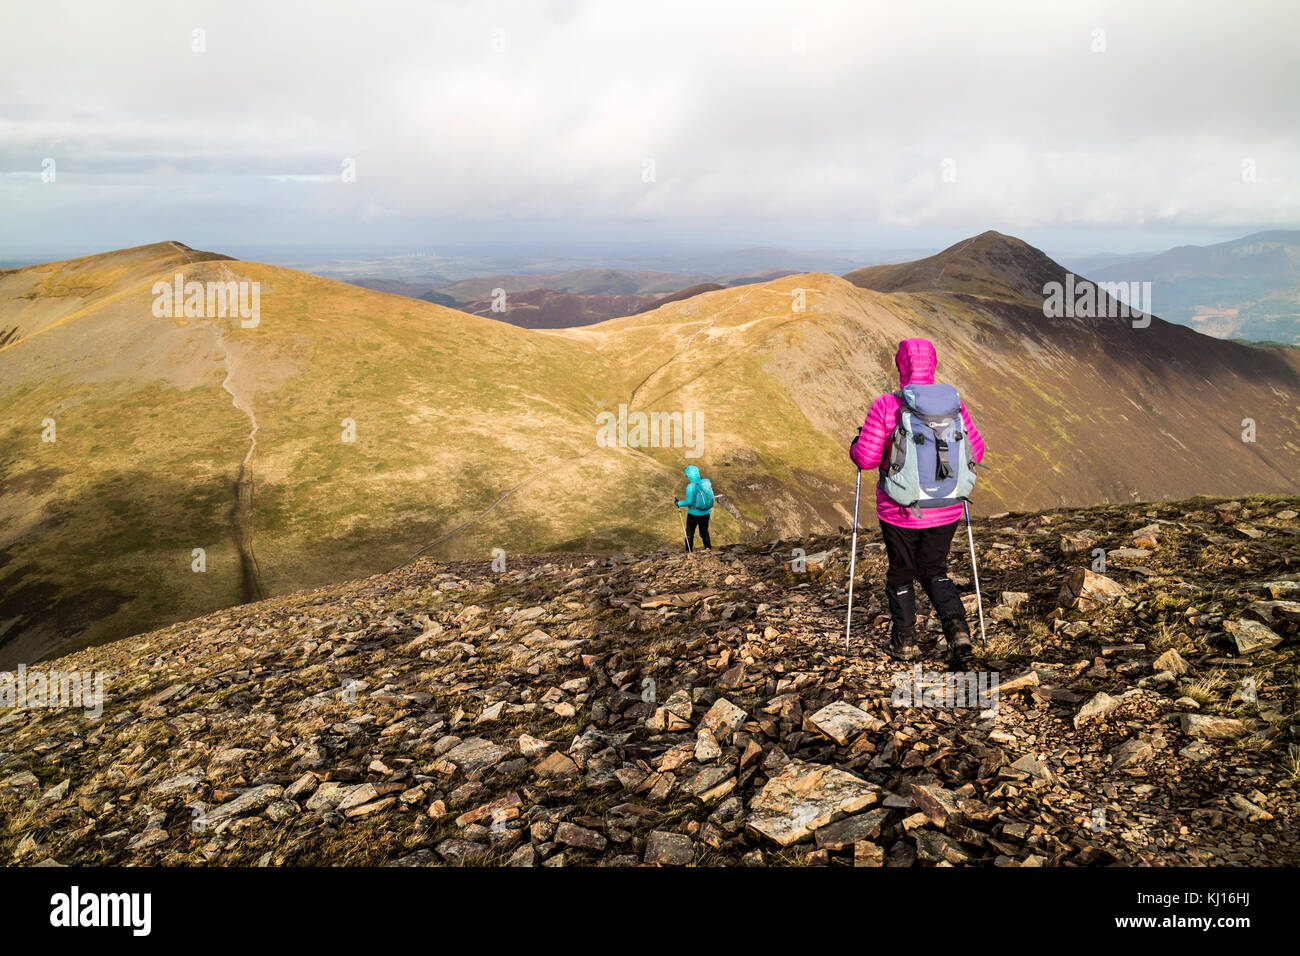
[747,760,879,847]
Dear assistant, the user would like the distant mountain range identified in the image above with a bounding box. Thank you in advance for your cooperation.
[1088,231,1300,344]
[2,232,1297,666]
[343,267,797,328]
[281,247,877,329]
[437,267,726,300]
[449,283,726,329]
[326,232,1300,343]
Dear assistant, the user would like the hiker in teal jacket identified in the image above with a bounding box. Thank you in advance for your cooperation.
[674,464,714,552]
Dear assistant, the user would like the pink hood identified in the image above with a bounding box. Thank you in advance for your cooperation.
[896,337,937,387]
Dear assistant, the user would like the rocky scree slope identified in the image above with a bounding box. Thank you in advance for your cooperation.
[1,495,1297,867]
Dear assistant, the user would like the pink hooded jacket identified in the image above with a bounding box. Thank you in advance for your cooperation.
[849,338,984,529]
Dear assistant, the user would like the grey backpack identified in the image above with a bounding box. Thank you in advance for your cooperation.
[879,384,976,516]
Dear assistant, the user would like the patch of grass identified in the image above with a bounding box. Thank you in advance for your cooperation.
[1231,733,1275,754]
[983,621,1041,660]
[1283,745,1300,782]
[1148,621,1178,654]
[1179,669,1228,706]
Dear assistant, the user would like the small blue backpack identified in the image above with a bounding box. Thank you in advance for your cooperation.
[692,478,715,511]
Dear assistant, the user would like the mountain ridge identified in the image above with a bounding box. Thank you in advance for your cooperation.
[842,231,1064,304]
[3,232,1298,667]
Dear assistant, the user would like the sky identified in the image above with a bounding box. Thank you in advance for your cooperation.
[2,0,1298,262]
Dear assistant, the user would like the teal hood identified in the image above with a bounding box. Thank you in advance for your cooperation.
[679,465,712,515]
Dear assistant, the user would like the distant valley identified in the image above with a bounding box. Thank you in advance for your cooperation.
[1088,231,1300,345]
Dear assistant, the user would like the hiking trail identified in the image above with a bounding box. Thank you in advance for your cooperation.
[212,324,265,603]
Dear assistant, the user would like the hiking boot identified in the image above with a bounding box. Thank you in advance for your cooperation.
[885,585,920,660]
[947,627,973,665]
[924,574,972,644]
[889,627,921,661]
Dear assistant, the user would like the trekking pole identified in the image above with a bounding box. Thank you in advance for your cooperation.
[844,469,862,651]
[962,499,987,651]
[674,503,689,552]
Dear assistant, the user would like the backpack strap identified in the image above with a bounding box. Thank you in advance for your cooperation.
[881,420,910,478]
[917,412,959,481]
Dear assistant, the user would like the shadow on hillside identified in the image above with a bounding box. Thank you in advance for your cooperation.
[0,464,241,667]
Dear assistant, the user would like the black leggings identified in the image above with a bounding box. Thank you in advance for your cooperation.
[685,513,712,551]
[879,520,958,589]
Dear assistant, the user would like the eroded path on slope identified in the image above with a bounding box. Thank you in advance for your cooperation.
[211,324,265,602]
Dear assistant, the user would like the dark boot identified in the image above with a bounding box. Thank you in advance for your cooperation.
[885,585,920,661]
[948,630,973,666]
[924,575,972,664]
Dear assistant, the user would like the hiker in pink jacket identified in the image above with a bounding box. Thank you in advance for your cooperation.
[850,338,985,662]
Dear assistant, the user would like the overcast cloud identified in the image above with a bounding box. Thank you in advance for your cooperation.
[2,0,1297,257]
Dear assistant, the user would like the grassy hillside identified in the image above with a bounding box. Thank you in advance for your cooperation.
[3,236,1299,665]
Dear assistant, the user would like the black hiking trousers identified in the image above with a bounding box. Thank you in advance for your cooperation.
[878,520,961,587]
[879,519,959,588]
[879,518,970,636]
[685,513,712,552]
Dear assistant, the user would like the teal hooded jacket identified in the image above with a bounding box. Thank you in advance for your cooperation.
[676,465,714,516]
